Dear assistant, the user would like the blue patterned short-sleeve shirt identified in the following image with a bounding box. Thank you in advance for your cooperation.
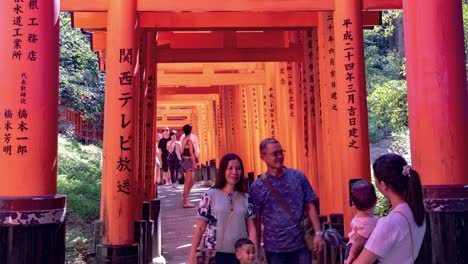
[249,168,316,252]
[197,188,256,253]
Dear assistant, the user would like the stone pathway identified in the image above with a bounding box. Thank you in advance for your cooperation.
[158,183,209,264]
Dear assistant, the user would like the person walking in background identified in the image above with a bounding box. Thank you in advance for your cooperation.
[154,133,162,185]
[344,180,379,264]
[166,130,182,188]
[353,153,426,264]
[181,124,200,208]
[249,138,324,264]
[179,124,200,159]
[158,127,171,185]
[188,153,257,264]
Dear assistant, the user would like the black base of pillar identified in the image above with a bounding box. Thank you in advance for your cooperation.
[417,185,468,264]
[0,223,65,264]
[0,195,66,264]
[95,244,139,264]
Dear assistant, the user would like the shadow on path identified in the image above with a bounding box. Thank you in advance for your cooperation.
[158,183,209,264]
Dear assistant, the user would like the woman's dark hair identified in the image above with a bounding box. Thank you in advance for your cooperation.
[373,153,425,226]
[182,124,192,135]
[213,153,245,193]
[169,130,177,137]
[351,180,377,211]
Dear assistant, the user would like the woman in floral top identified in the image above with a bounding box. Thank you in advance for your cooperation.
[188,153,257,264]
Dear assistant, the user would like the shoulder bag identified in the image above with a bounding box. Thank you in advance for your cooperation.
[197,193,241,264]
[261,173,315,252]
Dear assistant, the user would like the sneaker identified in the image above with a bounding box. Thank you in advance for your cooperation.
[172,183,177,188]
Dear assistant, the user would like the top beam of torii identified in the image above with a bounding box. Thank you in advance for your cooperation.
[61,0,402,12]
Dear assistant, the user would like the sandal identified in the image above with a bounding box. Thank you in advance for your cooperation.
[182,202,195,208]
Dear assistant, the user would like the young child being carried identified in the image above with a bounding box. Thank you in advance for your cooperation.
[235,238,256,264]
[344,180,379,264]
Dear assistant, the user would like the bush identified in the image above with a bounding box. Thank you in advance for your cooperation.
[368,80,408,138]
[57,135,102,221]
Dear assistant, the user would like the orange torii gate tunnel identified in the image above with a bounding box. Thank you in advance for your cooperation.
[1,0,467,263]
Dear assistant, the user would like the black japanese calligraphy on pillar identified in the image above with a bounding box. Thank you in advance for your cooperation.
[328,14,338,112]
[286,62,296,118]
[116,47,134,195]
[302,30,315,157]
[251,87,259,130]
[228,88,235,136]
[342,19,359,149]
[267,86,277,138]
[241,87,247,129]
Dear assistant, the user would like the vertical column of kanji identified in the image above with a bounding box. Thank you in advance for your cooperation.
[0,1,66,263]
[99,0,139,260]
[143,31,157,201]
[317,12,341,215]
[223,86,235,152]
[301,30,320,196]
[238,85,252,172]
[275,62,293,166]
[255,65,267,173]
[334,0,371,231]
[311,29,326,199]
[216,87,227,156]
[403,1,468,262]
[216,94,225,157]
[246,84,262,174]
[208,99,216,161]
[0,0,58,196]
[134,29,144,220]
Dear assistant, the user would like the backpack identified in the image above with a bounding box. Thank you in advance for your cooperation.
[167,144,180,165]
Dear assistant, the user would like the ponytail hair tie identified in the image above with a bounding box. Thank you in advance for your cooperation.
[402,165,411,177]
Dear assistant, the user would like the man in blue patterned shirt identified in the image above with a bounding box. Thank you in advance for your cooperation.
[250,138,324,264]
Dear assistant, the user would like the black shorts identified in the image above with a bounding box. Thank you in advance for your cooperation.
[161,156,169,172]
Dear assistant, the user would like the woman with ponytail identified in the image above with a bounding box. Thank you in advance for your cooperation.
[353,153,426,264]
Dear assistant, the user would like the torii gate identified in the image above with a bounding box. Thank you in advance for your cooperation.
[1,0,467,263]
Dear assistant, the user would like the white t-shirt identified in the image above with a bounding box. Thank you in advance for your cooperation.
[365,203,426,264]
[166,140,182,160]
[347,215,379,244]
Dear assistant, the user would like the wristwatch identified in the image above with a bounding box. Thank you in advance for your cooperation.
[315,231,323,237]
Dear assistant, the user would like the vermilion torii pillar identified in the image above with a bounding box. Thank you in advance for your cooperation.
[403,0,468,262]
[97,0,139,262]
[334,0,371,232]
[0,1,65,263]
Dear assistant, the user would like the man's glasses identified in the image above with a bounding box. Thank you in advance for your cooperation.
[262,149,285,157]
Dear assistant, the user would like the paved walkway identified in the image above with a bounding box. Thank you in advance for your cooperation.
[158,183,209,264]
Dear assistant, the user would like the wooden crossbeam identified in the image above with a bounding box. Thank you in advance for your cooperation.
[156,47,303,63]
[71,11,380,31]
[158,94,218,101]
[158,63,258,72]
[157,109,193,116]
[158,86,220,95]
[158,70,265,85]
[61,0,401,12]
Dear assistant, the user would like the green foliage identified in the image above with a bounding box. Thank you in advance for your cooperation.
[60,12,104,121]
[364,11,408,141]
[57,135,102,221]
[368,80,408,141]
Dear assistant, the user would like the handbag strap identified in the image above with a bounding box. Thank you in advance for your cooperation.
[217,192,242,249]
[394,211,414,264]
[261,173,299,223]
